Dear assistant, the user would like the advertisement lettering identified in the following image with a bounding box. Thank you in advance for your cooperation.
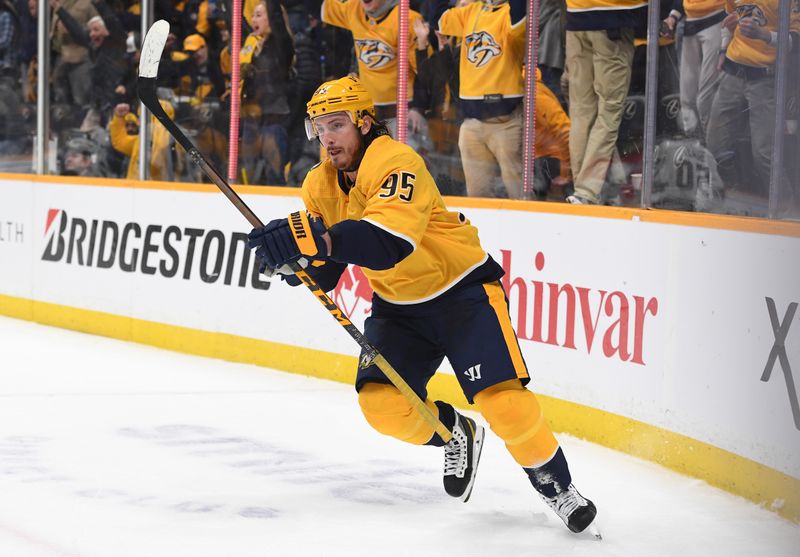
[0,220,24,243]
[41,209,269,290]
[501,249,659,365]
[762,297,800,430]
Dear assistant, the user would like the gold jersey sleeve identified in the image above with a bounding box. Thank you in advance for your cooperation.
[726,0,800,67]
[301,136,489,304]
[438,3,526,100]
[321,0,420,106]
[239,34,261,65]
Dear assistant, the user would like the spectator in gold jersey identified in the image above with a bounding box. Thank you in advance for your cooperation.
[706,0,800,198]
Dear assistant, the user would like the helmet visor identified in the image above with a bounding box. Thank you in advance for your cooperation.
[304,111,358,141]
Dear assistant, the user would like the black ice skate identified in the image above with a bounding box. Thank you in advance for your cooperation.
[526,447,601,538]
[539,483,600,538]
[443,412,484,502]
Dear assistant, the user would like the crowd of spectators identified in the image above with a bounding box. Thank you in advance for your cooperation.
[0,0,796,216]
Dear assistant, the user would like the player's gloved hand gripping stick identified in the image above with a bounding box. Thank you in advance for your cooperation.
[247,212,328,273]
[137,20,452,443]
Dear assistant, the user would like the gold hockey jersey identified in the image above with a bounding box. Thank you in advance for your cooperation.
[438,2,526,100]
[321,0,421,106]
[725,0,800,67]
[301,136,489,304]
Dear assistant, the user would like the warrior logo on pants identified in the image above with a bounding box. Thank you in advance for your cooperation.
[464,364,482,382]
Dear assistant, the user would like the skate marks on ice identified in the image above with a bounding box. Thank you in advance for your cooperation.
[0,436,72,485]
[118,423,443,506]
[0,432,279,520]
[1,423,447,522]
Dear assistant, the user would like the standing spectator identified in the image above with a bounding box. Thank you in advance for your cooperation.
[662,0,726,137]
[706,0,800,196]
[564,0,645,205]
[52,0,128,118]
[50,0,98,107]
[438,0,527,199]
[320,0,426,134]
[238,0,294,185]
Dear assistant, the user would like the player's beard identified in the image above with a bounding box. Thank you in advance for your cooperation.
[342,135,367,173]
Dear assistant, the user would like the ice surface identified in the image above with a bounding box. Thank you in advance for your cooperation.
[0,316,797,556]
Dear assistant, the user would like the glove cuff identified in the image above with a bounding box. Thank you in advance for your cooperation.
[288,211,320,256]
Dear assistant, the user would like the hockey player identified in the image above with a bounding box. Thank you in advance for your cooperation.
[247,76,598,535]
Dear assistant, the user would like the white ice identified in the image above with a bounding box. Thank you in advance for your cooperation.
[0,316,797,557]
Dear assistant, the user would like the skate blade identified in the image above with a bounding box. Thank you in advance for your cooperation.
[460,425,485,503]
[585,521,602,541]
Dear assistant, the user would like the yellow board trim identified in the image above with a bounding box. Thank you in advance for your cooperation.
[1,292,798,524]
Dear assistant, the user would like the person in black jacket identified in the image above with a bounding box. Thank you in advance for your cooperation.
[239,0,295,185]
[285,5,322,186]
[52,0,127,119]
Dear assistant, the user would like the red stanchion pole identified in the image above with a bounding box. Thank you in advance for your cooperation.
[522,0,540,197]
[396,0,410,144]
[228,0,243,182]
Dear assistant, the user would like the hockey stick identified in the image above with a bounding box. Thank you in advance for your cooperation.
[137,20,452,442]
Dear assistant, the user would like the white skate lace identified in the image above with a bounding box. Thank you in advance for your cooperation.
[545,485,587,520]
[443,422,468,478]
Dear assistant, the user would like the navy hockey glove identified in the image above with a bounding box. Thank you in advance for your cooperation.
[247,212,328,271]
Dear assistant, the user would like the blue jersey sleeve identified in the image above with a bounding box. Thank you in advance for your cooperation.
[328,219,414,271]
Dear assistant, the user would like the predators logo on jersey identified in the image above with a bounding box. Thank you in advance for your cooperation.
[734,3,767,24]
[465,31,502,68]
[355,39,395,69]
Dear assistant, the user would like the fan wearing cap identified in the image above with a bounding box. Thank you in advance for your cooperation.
[62,136,100,177]
[177,32,225,105]
[246,76,599,534]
